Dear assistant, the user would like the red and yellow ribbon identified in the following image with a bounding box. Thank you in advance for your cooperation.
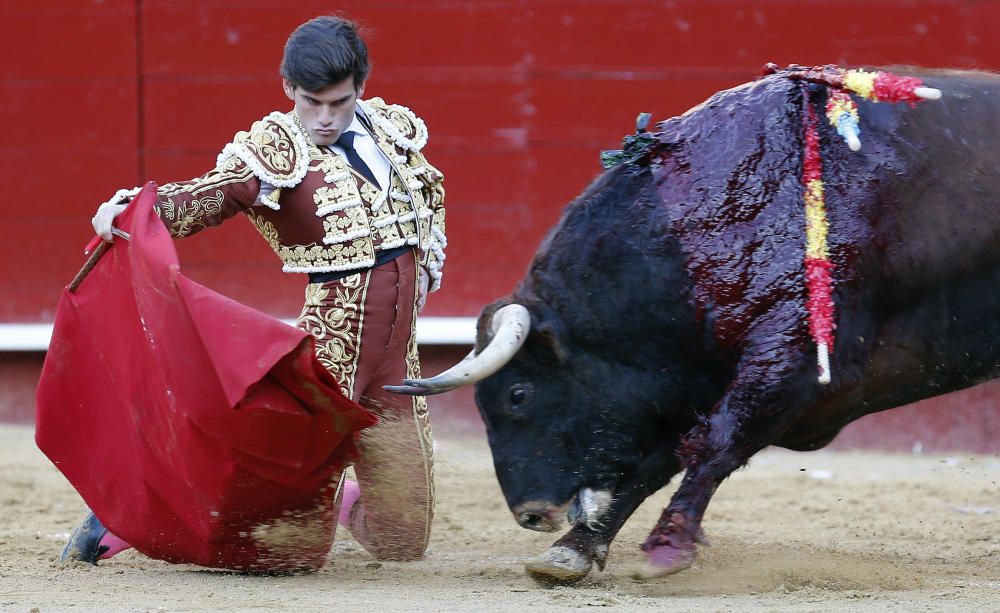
[793,66,939,384]
[843,69,928,104]
[801,98,835,384]
[774,63,944,384]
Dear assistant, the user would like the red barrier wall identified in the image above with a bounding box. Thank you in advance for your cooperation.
[4,0,1000,320]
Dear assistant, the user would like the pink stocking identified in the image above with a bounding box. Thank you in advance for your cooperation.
[338,478,362,529]
[98,532,132,559]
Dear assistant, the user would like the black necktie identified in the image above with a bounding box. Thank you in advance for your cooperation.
[335,131,379,187]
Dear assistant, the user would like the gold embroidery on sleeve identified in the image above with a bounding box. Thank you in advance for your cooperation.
[156,189,225,238]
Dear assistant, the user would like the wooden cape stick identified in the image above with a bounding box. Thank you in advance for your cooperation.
[68,229,130,293]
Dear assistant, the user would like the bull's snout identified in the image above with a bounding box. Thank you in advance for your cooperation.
[512,502,565,532]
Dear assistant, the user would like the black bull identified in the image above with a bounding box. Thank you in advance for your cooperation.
[389,68,1000,582]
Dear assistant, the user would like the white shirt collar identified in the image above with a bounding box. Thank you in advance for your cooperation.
[344,112,370,139]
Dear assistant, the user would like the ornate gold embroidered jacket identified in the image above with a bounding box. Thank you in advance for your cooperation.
[149,98,447,290]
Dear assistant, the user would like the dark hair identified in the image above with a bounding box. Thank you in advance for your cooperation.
[281,16,370,91]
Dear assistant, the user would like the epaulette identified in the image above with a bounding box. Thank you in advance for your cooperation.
[358,98,429,152]
[216,112,311,188]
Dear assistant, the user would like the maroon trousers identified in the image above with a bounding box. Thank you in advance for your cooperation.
[296,251,434,560]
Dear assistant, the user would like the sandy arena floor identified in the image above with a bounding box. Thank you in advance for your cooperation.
[2,422,999,611]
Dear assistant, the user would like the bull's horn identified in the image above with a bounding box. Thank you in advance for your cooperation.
[384,304,531,395]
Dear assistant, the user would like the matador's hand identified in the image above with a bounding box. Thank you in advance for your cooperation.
[416,266,430,313]
[92,189,136,242]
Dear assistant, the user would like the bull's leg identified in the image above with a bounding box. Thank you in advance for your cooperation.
[525,444,681,584]
[637,349,810,578]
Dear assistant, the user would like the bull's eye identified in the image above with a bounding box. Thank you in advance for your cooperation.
[507,383,534,409]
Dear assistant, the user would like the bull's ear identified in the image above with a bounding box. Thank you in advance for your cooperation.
[535,317,569,364]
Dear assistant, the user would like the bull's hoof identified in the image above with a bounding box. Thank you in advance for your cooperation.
[525,546,593,585]
[629,544,696,580]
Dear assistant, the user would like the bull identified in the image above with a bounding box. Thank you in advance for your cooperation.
[389,66,1000,583]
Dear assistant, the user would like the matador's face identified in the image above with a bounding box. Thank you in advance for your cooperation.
[283,76,364,147]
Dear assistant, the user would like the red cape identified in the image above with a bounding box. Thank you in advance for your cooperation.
[35,184,376,571]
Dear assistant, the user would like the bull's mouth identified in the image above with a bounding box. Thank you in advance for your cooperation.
[513,487,614,533]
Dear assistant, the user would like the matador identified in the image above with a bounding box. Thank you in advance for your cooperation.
[62,15,445,567]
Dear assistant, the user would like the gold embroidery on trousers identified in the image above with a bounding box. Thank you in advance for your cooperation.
[405,251,435,551]
[296,274,368,400]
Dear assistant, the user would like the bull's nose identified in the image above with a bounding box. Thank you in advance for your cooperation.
[517,511,550,530]
[513,503,564,532]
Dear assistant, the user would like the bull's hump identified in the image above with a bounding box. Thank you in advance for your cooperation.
[678,79,759,120]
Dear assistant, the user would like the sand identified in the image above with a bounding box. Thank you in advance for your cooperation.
[2,422,999,612]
